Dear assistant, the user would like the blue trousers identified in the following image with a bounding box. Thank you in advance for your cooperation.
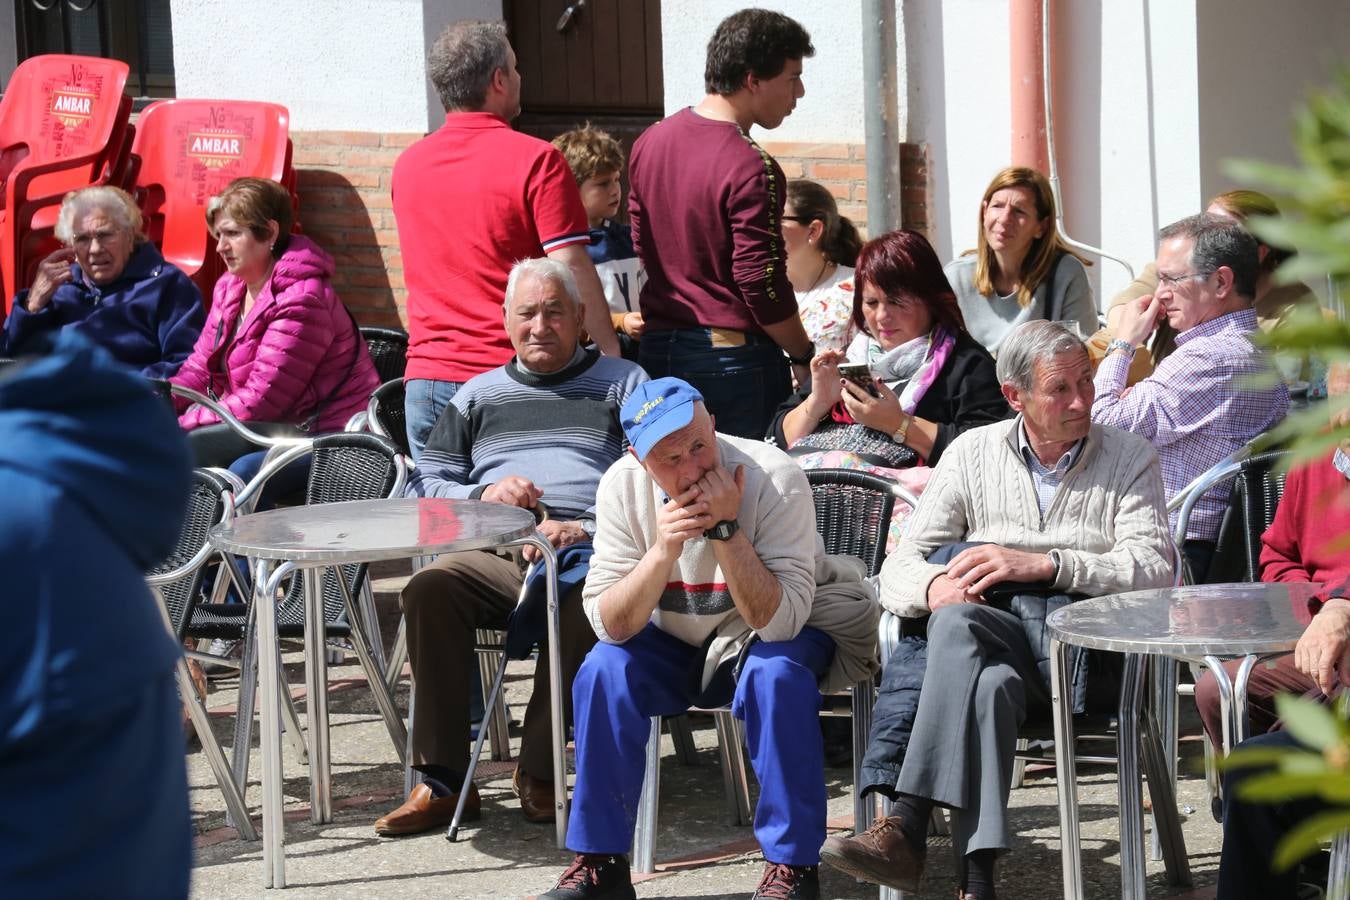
[567,623,834,865]
[638,328,792,441]
[403,378,461,462]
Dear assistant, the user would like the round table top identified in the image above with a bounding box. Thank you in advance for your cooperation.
[1046,582,1319,657]
[209,497,539,563]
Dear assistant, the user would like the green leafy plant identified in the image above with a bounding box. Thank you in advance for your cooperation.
[1225,69,1350,467]
[1218,67,1350,871]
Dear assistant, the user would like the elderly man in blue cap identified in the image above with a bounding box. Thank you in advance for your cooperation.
[540,376,879,900]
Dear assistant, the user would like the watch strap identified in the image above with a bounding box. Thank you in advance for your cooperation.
[705,519,740,541]
[1105,338,1135,358]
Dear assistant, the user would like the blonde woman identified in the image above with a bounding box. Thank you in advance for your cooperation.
[944,166,1095,355]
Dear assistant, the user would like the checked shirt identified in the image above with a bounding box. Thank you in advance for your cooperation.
[1092,308,1288,541]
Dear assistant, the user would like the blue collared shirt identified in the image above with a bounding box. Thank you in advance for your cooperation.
[1016,420,1085,518]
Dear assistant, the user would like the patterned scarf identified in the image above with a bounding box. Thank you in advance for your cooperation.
[832,326,957,424]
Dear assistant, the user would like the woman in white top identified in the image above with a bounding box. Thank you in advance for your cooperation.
[783,179,863,353]
[944,166,1096,355]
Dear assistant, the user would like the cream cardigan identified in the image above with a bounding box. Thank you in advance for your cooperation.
[879,417,1175,618]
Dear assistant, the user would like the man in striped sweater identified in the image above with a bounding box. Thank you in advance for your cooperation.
[373,258,646,838]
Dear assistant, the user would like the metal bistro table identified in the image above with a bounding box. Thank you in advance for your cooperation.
[210,497,562,889]
[1047,581,1316,900]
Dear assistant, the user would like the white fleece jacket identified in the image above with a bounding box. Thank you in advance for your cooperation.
[583,434,819,649]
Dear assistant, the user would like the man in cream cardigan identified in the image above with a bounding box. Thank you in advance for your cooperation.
[820,321,1173,900]
[539,377,878,900]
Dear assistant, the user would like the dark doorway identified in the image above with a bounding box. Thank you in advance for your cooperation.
[506,0,663,216]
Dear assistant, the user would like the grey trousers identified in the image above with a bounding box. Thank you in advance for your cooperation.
[895,603,1051,855]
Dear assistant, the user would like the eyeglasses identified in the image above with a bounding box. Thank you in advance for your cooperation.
[71,228,122,247]
[1157,270,1213,288]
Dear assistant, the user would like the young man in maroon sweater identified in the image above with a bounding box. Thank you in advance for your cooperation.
[628,8,817,441]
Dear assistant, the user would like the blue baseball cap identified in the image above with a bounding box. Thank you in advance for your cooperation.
[621,377,704,461]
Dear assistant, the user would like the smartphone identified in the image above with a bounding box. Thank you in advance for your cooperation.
[837,362,879,397]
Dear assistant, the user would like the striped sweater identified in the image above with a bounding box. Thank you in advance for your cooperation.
[407,350,648,519]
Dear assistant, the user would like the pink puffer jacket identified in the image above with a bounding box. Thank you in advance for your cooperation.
[171,235,380,432]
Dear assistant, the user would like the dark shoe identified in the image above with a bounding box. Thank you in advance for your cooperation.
[752,862,820,899]
[540,853,636,899]
[373,782,479,836]
[513,766,557,823]
[819,815,926,891]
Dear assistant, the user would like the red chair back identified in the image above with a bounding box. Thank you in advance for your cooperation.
[0,54,131,307]
[130,99,291,302]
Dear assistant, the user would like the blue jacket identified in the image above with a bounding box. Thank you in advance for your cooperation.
[0,330,191,739]
[2,241,204,377]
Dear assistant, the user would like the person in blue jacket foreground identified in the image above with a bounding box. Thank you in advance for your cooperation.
[0,331,194,896]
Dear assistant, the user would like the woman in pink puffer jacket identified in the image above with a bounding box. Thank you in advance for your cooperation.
[171,177,380,475]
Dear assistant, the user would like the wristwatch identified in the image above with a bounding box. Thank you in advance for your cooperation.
[1105,338,1136,359]
[786,342,816,367]
[705,519,740,541]
[578,518,597,538]
[891,413,911,445]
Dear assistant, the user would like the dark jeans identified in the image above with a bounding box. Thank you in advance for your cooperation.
[1219,729,1325,899]
[638,328,791,440]
[1184,538,1216,583]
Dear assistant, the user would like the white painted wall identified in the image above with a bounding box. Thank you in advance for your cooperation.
[659,1,873,143]
[170,0,502,133]
[899,0,1011,265]
[1055,0,1204,306]
[1195,0,1350,202]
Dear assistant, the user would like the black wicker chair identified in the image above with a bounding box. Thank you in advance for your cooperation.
[144,468,258,839]
[1203,449,1291,584]
[359,326,409,384]
[806,468,907,577]
[366,377,410,457]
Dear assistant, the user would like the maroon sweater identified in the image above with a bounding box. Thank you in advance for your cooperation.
[628,108,799,335]
[1260,451,1350,606]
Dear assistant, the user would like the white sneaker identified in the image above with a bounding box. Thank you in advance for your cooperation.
[325,640,347,665]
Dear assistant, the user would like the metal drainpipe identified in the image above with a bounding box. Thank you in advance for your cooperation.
[862,0,901,236]
[1040,0,1135,280]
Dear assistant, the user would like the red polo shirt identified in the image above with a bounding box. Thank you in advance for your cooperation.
[392,112,589,383]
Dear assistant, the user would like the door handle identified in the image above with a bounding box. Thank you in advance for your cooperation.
[556,0,587,33]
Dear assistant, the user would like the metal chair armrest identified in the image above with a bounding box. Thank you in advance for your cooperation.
[231,442,315,511]
[169,384,313,450]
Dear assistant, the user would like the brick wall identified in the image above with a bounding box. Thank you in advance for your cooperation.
[291,131,416,329]
[290,132,933,329]
[761,140,933,241]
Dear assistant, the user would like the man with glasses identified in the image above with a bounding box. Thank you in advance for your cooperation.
[1091,213,1288,580]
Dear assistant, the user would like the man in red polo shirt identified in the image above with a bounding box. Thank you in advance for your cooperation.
[392,19,619,459]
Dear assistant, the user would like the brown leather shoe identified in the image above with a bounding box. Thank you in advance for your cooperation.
[818,815,926,892]
[513,767,557,823]
[373,782,480,836]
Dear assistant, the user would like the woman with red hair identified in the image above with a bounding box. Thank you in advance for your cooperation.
[769,229,1009,472]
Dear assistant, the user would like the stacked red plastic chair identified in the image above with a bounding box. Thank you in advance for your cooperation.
[130,99,294,303]
[0,54,133,311]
